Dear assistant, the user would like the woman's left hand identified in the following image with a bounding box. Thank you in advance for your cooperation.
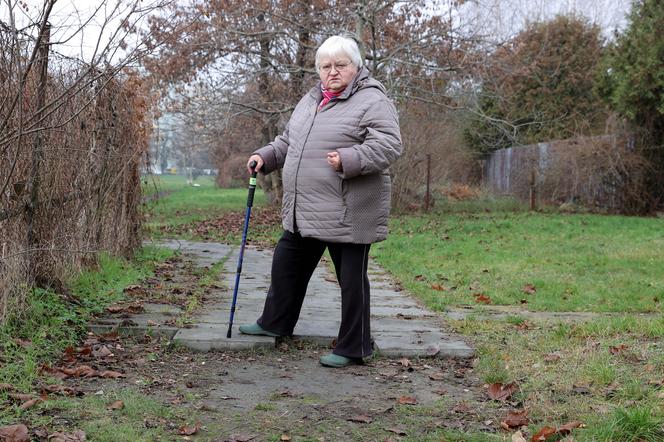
[326,151,342,171]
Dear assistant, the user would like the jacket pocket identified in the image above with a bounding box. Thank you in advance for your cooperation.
[339,205,349,227]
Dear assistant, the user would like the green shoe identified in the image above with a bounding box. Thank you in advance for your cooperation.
[319,353,363,368]
[238,323,280,337]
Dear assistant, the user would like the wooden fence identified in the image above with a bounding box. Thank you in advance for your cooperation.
[483,135,645,211]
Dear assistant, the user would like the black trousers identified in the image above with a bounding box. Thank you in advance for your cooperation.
[257,230,372,359]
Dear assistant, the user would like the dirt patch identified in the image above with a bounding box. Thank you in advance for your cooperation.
[55,332,499,441]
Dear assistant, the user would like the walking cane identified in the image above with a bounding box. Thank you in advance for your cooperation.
[227,160,258,338]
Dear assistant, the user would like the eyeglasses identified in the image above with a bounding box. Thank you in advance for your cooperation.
[319,60,352,74]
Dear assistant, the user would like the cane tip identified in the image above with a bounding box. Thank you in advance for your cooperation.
[226,329,232,339]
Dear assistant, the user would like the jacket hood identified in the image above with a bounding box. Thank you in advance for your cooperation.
[310,66,386,102]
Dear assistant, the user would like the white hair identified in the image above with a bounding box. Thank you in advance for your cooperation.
[315,35,363,72]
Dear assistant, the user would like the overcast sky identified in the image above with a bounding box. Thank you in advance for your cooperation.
[458,0,632,40]
[2,0,634,63]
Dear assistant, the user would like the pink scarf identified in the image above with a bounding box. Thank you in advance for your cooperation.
[318,86,344,110]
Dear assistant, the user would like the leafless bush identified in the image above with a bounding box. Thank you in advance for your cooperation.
[0,23,154,322]
[542,136,650,212]
[485,134,651,213]
[392,103,480,209]
[217,154,249,188]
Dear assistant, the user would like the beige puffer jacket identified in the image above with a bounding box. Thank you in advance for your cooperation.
[254,67,402,244]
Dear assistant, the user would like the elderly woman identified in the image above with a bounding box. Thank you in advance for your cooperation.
[239,35,402,368]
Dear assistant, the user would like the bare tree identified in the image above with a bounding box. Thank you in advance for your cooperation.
[140,1,487,202]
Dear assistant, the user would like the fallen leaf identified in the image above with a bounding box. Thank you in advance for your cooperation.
[76,365,98,377]
[48,430,86,442]
[557,421,584,434]
[452,402,471,414]
[379,405,394,414]
[92,346,112,358]
[52,365,97,378]
[178,422,201,435]
[544,352,562,362]
[0,383,16,392]
[386,427,407,435]
[0,424,29,442]
[473,293,492,304]
[431,283,445,291]
[501,409,529,428]
[397,395,417,405]
[433,388,448,395]
[147,320,158,326]
[107,400,124,410]
[398,358,411,367]
[428,372,445,381]
[571,384,592,395]
[396,313,414,320]
[511,430,528,442]
[609,344,628,355]
[14,338,31,348]
[280,435,291,441]
[324,275,338,284]
[106,303,144,314]
[19,398,42,410]
[42,385,81,397]
[487,382,518,401]
[278,389,296,397]
[348,414,373,423]
[100,331,120,342]
[123,284,147,296]
[414,274,426,281]
[516,321,533,330]
[522,284,537,295]
[531,426,557,441]
[33,428,49,439]
[9,393,34,402]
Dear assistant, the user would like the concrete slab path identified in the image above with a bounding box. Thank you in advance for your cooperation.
[93,240,474,359]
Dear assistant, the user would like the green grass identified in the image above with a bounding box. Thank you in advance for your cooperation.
[131,187,664,441]
[143,175,268,233]
[37,388,202,441]
[586,406,664,441]
[0,246,173,424]
[450,314,664,441]
[373,210,664,313]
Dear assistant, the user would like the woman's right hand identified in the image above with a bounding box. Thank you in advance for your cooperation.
[247,155,264,174]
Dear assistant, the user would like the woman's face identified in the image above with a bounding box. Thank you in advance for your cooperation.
[318,54,359,92]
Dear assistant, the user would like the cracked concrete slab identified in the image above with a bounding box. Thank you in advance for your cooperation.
[92,241,475,359]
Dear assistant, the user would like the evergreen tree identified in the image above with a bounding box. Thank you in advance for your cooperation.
[596,0,664,209]
[466,15,606,155]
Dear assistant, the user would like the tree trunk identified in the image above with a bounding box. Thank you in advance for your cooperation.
[256,16,283,205]
[26,24,50,286]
